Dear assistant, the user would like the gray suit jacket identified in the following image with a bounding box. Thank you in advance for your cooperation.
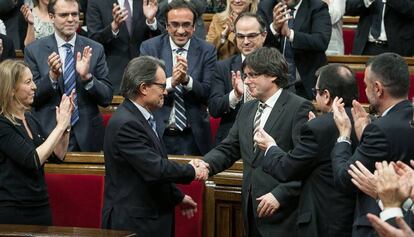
[204,89,313,237]
[24,34,113,151]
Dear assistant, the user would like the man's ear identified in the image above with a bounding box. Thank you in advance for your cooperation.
[323,89,332,106]
[138,83,148,96]
[374,81,384,97]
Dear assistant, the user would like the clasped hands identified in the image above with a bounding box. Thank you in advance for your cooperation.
[189,159,209,181]
[272,2,293,37]
[172,56,189,87]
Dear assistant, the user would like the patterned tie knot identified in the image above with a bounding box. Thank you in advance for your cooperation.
[175,47,186,56]
[258,102,266,113]
[63,43,72,52]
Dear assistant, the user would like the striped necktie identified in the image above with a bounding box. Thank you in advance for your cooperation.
[63,43,79,126]
[253,102,267,152]
[174,48,187,131]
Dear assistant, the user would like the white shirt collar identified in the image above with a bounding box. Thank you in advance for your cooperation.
[169,37,191,52]
[382,104,396,117]
[292,0,303,17]
[55,32,76,49]
[129,99,153,121]
[262,88,283,109]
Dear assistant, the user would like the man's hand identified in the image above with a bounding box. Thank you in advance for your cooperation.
[253,128,276,151]
[348,161,378,199]
[143,0,158,24]
[172,56,188,87]
[20,4,34,25]
[308,111,316,121]
[189,159,209,181]
[256,192,280,218]
[179,195,197,219]
[332,97,352,139]
[231,70,243,99]
[111,3,128,32]
[272,3,291,34]
[376,161,411,209]
[76,46,92,81]
[351,100,370,141]
[367,214,414,237]
[0,38,3,57]
[48,52,63,81]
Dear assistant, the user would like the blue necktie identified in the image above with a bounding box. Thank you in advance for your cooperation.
[371,0,384,39]
[283,9,296,85]
[63,43,79,126]
[148,115,158,138]
[174,48,187,131]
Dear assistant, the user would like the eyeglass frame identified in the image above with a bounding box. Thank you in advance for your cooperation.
[149,82,167,90]
[53,12,79,19]
[242,72,263,81]
[235,32,264,41]
[311,87,320,97]
[167,22,194,30]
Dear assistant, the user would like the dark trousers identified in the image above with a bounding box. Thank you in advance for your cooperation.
[163,128,201,155]
[247,193,262,237]
[363,41,390,55]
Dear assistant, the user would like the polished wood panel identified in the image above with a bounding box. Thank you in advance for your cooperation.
[0,224,136,237]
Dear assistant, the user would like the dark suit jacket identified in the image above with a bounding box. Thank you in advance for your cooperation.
[87,0,163,94]
[102,99,195,236]
[24,34,113,152]
[346,0,414,56]
[332,100,414,237]
[258,0,331,98]
[140,33,216,155]
[208,54,242,145]
[157,0,206,39]
[0,33,16,61]
[262,112,356,237]
[204,89,313,237]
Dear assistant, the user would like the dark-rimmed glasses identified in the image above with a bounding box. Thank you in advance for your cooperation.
[235,32,262,41]
[242,72,262,81]
[150,82,167,90]
[167,22,194,30]
[54,12,79,19]
[311,87,320,97]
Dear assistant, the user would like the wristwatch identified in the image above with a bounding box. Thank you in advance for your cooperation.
[337,136,351,144]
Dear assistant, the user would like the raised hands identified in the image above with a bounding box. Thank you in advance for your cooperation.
[272,3,292,36]
[76,46,92,81]
[367,215,414,237]
[231,70,243,99]
[179,195,198,219]
[111,3,128,32]
[56,90,75,131]
[256,192,280,218]
[351,100,370,141]
[348,160,378,199]
[48,52,63,81]
[20,4,34,25]
[253,128,276,151]
[172,56,188,87]
[189,159,210,181]
[143,0,158,24]
[332,97,352,139]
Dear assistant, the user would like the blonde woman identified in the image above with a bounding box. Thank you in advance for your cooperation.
[0,60,73,225]
[21,0,54,46]
[206,0,259,60]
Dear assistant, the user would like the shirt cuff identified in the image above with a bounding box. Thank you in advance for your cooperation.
[288,29,294,42]
[270,23,279,36]
[50,77,58,89]
[146,18,158,31]
[182,76,193,91]
[380,208,404,221]
[364,0,375,7]
[112,29,119,37]
[229,90,241,109]
[84,79,94,90]
[264,144,277,156]
[166,77,173,91]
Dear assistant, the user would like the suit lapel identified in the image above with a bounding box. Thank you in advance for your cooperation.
[162,37,173,76]
[46,35,64,92]
[131,0,143,40]
[187,38,200,76]
[244,101,259,161]
[293,0,308,32]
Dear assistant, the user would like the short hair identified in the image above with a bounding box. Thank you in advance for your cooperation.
[120,56,166,99]
[165,0,198,25]
[48,0,79,14]
[234,12,266,33]
[242,47,289,88]
[217,0,259,23]
[0,60,30,124]
[316,64,358,107]
[366,52,410,99]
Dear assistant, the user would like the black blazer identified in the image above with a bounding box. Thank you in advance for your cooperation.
[208,54,242,145]
[102,99,195,236]
[346,0,414,56]
[0,33,16,62]
[87,0,163,94]
[262,112,356,237]
[258,0,331,98]
[140,34,217,155]
[24,34,113,152]
[332,100,414,237]
[205,90,313,236]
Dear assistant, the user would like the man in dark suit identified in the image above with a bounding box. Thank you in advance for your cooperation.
[346,0,414,56]
[0,33,16,62]
[87,0,163,94]
[258,0,331,99]
[157,0,206,39]
[24,0,113,152]
[102,56,208,236]
[331,52,414,237]
[203,47,313,237]
[140,0,216,155]
[208,12,267,145]
[254,64,358,237]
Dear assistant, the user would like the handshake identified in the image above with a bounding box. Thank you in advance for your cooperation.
[189,159,210,181]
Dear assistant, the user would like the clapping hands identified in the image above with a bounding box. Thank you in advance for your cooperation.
[189,159,210,181]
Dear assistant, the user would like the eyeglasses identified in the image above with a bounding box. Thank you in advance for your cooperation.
[54,12,79,19]
[242,72,262,81]
[311,87,320,97]
[150,82,167,90]
[167,22,194,30]
[235,32,263,41]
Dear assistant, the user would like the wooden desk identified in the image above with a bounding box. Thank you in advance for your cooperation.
[0,224,136,237]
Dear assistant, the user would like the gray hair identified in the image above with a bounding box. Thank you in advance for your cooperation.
[120,56,166,99]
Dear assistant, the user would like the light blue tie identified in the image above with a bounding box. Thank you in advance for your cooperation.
[63,43,79,126]
[148,115,158,138]
[174,48,187,131]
